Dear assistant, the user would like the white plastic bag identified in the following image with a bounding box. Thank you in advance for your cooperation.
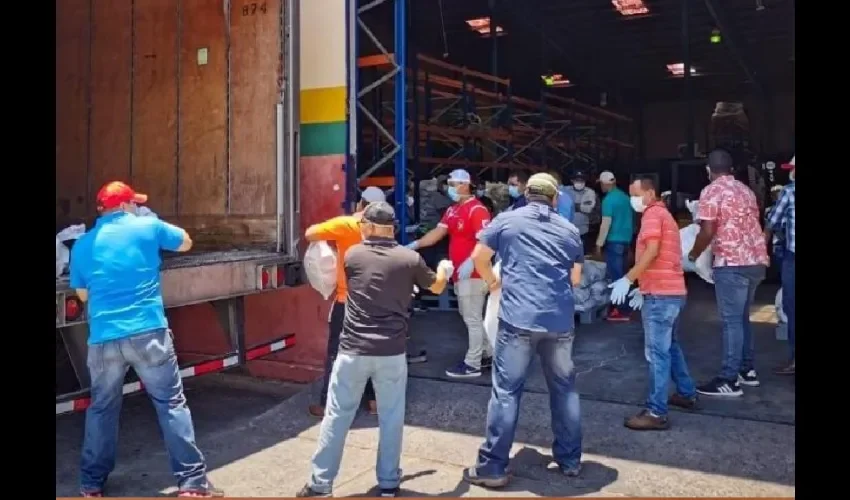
[303,241,338,300]
[775,288,787,324]
[483,262,501,350]
[679,223,714,284]
[55,224,86,278]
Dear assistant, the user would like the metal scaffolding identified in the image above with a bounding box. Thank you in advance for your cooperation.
[357,53,636,179]
[350,0,636,238]
[350,0,408,239]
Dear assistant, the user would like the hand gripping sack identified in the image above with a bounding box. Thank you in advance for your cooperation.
[483,261,502,350]
[304,241,338,300]
[679,223,714,284]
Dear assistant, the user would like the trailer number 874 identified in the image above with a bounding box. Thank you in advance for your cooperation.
[242,2,268,16]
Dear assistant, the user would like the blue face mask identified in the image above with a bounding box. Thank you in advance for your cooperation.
[508,185,520,199]
[476,189,485,198]
[447,186,460,202]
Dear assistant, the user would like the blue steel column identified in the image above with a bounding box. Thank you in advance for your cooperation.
[393,0,408,242]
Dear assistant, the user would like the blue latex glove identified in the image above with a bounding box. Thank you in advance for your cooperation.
[406,241,420,250]
[456,258,475,280]
[628,288,644,311]
[608,277,633,305]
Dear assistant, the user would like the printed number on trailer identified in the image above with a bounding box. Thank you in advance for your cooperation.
[242,2,268,16]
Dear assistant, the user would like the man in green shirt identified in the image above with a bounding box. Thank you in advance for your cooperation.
[595,171,634,322]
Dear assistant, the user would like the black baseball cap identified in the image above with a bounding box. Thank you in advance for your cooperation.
[362,201,396,225]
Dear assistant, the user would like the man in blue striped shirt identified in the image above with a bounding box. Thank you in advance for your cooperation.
[765,156,795,375]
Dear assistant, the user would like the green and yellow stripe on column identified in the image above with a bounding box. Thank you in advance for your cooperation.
[300,86,346,157]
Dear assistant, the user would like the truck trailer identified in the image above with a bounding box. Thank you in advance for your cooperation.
[55,0,303,415]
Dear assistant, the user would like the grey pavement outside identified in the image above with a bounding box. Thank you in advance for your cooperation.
[55,279,795,497]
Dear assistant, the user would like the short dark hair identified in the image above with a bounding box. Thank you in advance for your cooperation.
[508,169,530,184]
[708,148,734,174]
[634,175,658,195]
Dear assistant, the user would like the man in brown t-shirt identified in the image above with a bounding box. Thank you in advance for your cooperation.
[297,202,453,498]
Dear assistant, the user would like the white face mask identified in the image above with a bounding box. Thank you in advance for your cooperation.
[573,181,586,191]
[630,196,646,213]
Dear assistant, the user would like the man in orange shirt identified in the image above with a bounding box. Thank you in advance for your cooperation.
[304,187,387,417]
[609,176,697,431]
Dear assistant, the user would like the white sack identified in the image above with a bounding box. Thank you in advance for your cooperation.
[303,241,338,300]
[775,288,787,324]
[483,261,502,350]
[55,224,86,278]
[679,223,714,284]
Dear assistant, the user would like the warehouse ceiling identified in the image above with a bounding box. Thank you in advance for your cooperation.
[360,0,795,104]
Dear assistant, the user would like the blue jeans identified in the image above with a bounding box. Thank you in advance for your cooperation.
[80,328,208,493]
[781,252,795,361]
[476,321,581,477]
[319,302,374,405]
[713,265,766,381]
[605,242,629,313]
[310,353,408,494]
[641,295,696,416]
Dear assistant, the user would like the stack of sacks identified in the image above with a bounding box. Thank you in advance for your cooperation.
[418,178,452,227]
[574,260,609,312]
[484,182,511,213]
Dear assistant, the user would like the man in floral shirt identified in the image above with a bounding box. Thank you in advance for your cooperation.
[688,149,769,397]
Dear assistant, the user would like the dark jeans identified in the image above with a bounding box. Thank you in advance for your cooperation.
[781,252,795,361]
[319,302,375,406]
[80,328,209,493]
[713,265,766,381]
[641,295,696,416]
[605,242,630,313]
[476,321,581,477]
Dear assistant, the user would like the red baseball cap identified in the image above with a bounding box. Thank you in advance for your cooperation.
[96,181,148,210]
[781,155,795,170]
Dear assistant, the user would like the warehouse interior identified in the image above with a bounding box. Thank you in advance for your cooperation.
[353,0,794,237]
[351,0,795,421]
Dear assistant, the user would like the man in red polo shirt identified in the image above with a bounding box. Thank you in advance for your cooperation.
[609,176,697,431]
[408,169,493,378]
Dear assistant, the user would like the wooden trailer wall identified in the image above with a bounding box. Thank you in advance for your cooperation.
[56,0,284,248]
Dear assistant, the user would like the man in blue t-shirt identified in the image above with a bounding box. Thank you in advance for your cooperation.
[594,170,634,322]
[461,173,585,488]
[70,181,222,498]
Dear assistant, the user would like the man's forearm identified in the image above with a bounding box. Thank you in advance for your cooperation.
[473,257,496,284]
[690,230,712,259]
[416,227,446,249]
[596,217,612,247]
[626,249,657,283]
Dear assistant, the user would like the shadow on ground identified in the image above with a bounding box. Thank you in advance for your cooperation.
[55,278,795,497]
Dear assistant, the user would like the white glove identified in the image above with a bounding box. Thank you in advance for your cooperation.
[456,258,475,280]
[406,240,420,250]
[608,277,633,305]
[628,288,644,311]
[437,259,455,278]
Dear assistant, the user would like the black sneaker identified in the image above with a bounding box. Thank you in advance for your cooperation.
[696,377,743,397]
[379,487,400,497]
[295,484,330,497]
[481,356,493,370]
[407,350,427,364]
[738,369,760,387]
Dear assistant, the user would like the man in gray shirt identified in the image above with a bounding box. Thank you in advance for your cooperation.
[563,171,598,251]
[297,202,453,498]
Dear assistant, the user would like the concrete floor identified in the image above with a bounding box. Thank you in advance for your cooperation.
[55,278,795,497]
